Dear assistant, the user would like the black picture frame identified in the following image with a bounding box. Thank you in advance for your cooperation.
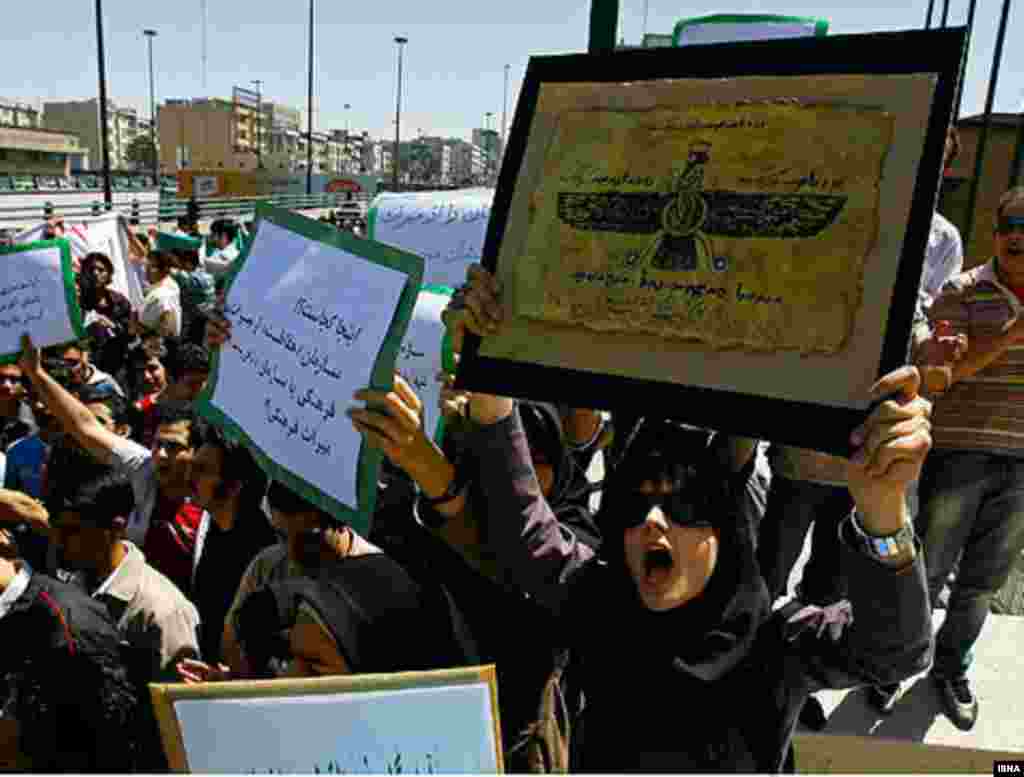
[457,27,967,456]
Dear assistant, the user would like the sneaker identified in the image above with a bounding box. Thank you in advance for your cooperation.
[933,674,978,731]
[798,696,828,731]
[867,682,902,714]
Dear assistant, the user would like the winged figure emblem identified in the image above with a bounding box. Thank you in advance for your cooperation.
[556,141,848,272]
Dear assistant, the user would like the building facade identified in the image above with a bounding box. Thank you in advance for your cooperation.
[943,113,1024,268]
[158,97,262,172]
[0,98,41,129]
[43,98,140,170]
[449,139,487,186]
[0,126,82,177]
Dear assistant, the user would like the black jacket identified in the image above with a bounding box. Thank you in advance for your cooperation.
[471,409,933,773]
[0,572,138,772]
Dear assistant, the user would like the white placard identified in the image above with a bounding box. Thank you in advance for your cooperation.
[371,189,492,289]
[173,682,499,774]
[397,288,451,441]
[211,220,407,511]
[0,244,79,356]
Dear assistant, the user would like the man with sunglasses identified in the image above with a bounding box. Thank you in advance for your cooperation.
[18,337,205,597]
[910,186,1024,730]
[50,339,124,397]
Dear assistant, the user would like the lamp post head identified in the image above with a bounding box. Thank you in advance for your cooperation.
[394,36,408,45]
[143,29,157,38]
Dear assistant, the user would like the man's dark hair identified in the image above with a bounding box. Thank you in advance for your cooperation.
[266,479,333,524]
[82,251,115,276]
[76,384,132,426]
[210,219,239,242]
[167,343,211,382]
[175,248,201,271]
[147,250,175,275]
[177,215,196,232]
[154,400,207,449]
[996,186,1024,223]
[205,425,269,507]
[47,469,135,530]
[944,126,961,169]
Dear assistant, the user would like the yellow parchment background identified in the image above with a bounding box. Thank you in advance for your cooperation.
[516,102,895,354]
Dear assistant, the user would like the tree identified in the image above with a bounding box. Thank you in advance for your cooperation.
[124,135,158,170]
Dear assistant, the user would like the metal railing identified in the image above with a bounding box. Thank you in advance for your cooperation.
[0,192,370,229]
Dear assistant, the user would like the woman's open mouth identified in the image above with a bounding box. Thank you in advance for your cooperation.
[643,545,675,587]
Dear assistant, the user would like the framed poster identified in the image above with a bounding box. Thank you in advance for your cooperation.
[196,204,423,534]
[0,239,84,364]
[150,665,503,774]
[457,27,966,455]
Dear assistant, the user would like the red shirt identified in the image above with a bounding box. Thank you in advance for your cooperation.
[142,500,203,598]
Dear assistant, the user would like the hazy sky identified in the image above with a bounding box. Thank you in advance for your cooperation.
[3,0,1021,142]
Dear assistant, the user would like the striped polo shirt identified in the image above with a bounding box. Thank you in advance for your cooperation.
[923,259,1024,456]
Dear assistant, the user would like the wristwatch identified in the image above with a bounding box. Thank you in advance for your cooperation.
[846,512,917,563]
[417,465,472,529]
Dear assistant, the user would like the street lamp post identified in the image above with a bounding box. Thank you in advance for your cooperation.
[252,79,263,168]
[95,0,113,208]
[502,64,510,157]
[344,103,351,174]
[143,29,158,185]
[306,0,315,195]
[393,36,408,191]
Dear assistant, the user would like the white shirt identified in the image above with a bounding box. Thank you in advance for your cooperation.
[140,276,182,337]
[203,242,239,278]
[920,212,964,307]
[0,561,32,621]
[108,436,157,546]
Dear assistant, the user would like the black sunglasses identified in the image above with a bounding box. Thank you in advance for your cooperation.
[604,489,713,530]
[997,217,1024,235]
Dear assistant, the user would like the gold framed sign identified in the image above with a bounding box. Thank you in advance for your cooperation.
[151,665,503,774]
[458,28,966,455]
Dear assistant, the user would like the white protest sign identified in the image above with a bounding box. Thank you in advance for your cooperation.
[0,241,82,357]
[397,287,453,442]
[151,667,503,774]
[208,218,410,514]
[370,188,493,289]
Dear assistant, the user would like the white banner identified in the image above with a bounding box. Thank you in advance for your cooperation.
[15,215,145,310]
[397,287,452,441]
[370,189,492,289]
[673,15,827,46]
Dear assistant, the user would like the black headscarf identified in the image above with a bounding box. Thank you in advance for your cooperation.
[234,554,477,677]
[590,415,769,682]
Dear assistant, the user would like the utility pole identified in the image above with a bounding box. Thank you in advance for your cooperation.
[306,0,315,195]
[252,80,263,168]
[589,0,619,54]
[95,0,113,208]
[502,64,510,161]
[393,36,408,191]
[144,29,158,183]
[963,0,1014,252]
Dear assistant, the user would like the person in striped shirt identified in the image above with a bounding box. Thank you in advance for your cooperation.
[911,185,1024,731]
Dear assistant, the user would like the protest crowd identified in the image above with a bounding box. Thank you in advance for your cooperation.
[0,121,1021,773]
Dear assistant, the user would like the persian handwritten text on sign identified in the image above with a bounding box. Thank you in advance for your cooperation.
[371,189,492,289]
[0,241,80,358]
[209,220,407,510]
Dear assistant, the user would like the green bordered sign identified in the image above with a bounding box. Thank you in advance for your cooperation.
[156,231,203,254]
[672,14,829,47]
[0,238,85,365]
[196,204,424,534]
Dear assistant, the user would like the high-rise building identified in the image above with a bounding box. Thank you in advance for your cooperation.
[43,98,140,170]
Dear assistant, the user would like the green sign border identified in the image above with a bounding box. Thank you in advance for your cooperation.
[0,238,85,365]
[672,14,829,46]
[195,204,424,534]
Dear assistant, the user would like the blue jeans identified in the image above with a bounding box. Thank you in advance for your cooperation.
[915,450,1024,678]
